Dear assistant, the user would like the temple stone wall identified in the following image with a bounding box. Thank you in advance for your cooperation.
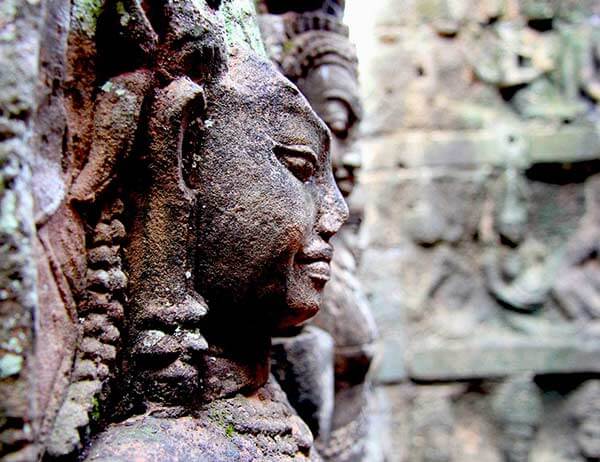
[352,0,600,460]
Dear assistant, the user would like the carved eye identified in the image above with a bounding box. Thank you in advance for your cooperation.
[273,143,318,183]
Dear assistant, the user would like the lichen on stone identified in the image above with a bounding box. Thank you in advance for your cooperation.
[221,0,267,57]
[0,353,23,378]
[72,0,105,39]
[115,1,130,27]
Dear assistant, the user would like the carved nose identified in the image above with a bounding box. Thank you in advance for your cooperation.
[317,175,349,240]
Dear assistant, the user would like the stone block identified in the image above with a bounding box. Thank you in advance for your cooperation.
[406,335,600,380]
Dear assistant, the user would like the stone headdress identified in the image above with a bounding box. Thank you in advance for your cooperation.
[279,14,356,79]
[44,1,228,456]
[260,9,363,125]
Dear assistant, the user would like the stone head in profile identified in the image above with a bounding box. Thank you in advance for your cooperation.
[88,0,351,415]
[35,1,346,459]
[187,50,348,332]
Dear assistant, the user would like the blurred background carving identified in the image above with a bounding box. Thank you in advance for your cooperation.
[347,0,600,460]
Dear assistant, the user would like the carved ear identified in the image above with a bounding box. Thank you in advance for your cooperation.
[70,70,153,203]
[130,76,206,324]
[147,77,205,191]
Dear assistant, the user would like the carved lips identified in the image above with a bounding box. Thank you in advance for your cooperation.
[296,242,333,284]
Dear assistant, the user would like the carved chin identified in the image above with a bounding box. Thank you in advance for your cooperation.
[277,295,321,330]
[275,265,326,329]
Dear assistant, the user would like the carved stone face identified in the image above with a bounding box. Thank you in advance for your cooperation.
[186,51,348,330]
[297,65,360,139]
[296,64,362,196]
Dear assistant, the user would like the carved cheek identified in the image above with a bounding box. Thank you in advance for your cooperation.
[265,178,315,260]
[218,168,312,268]
[313,169,348,237]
